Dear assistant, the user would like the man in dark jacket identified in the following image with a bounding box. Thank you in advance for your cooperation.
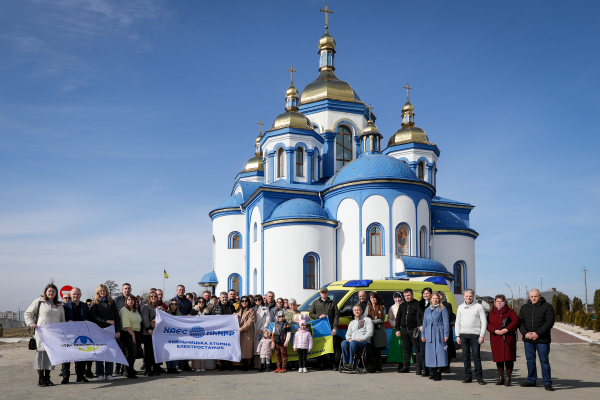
[170,285,192,315]
[62,287,89,384]
[518,289,555,391]
[309,287,339,370]
[395,288,422,374]
[212,292,237,371]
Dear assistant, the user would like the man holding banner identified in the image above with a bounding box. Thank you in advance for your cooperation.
[61,287,89,384]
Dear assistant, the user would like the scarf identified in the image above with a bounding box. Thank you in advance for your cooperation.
[99,297,107,303]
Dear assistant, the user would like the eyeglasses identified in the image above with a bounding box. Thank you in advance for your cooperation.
[255,298,262,302]
[277,301,283,304]
[241,300,249,303]
[63,297,71,300]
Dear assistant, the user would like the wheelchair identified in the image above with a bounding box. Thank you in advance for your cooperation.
[338,342,381,374]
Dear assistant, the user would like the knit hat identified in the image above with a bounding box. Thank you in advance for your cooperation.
[298,320,307,328]
[276,310,286,319]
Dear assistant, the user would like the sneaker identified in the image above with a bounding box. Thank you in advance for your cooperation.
[544,385,555,391]
[194,369,201,372]
[462,376,472,383]
[200,369,205,372]
[97,376,104,381]
[274,368,280,373]
[298,369,302,373]
[105,375,115,381]
[303,368,308,373]
[281,369,287,373]
[477,378,487,385]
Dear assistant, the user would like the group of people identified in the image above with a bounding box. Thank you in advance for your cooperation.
[24,282,556,391]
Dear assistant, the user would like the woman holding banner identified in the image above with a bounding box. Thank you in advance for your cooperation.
[120,295,142,379]
[191,297,210,372]
[89,284,121,381]
[141,292,160,376]
[25,283,65,387]
[237,296,256,371]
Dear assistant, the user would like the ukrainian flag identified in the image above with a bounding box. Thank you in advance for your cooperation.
[269,318,333,362]
[164,269,169,279]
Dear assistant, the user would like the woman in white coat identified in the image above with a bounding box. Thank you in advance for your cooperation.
[24,283,65,387]
[253,295,271,368]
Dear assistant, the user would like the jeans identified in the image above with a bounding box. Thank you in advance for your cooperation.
[96,362,113,377]
[524,342,551,386]
[460,334,482,379]
[297,349,308,369]
[62,361,85,377]
[401,328,422,369]
[341,340,368,364]
[142,335,158,373]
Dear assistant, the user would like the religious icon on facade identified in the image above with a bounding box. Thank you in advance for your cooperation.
[396,225,409,255]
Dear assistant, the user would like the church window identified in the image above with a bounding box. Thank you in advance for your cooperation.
[228,273,241,295]
[336,125,353,171]
[417,162,425,180]
[253,223,257,242]
[453,262,463,294]
[367,223,384,256]
[228,232,242,249]
[395,223,410,256]
[253,269,257,294]
[277,148,284,178]
[313,153,318,181]
[303,253,319,289]
[419,226,427,258]
[296,148,304,177]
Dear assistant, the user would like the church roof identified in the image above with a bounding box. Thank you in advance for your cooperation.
[199,271,218,286]
[267,198,330,221]
[325,154,419,187]
[395,256,453,279]
[432,196,474,208]
[430,210,468,229]
[218,192,243,208]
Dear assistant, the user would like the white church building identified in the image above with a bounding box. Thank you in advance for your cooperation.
[203,22,478,304]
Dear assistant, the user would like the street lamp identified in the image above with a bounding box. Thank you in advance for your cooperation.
[7,301,26,322]
[505,283,516,309]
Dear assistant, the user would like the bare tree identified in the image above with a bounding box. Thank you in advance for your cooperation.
[103,280,120,298]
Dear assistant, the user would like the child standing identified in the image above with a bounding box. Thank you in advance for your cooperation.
[293,320,313,373]
[271,310,291,373]
[256,329,273,372]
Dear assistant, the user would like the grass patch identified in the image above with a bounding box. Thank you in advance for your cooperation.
[1,327,30,338]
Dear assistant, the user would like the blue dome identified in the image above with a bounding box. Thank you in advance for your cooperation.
[325,154,419,187]
[267,198,330,221]
[199,271,218,286]
[218,192,243,208]
[431,210,468,229]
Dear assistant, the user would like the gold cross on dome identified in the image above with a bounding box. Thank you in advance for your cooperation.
[367,104,374,121]
[320,4,333,30]
[287,66,297,83]
[257,120,264,135]
[403,83,412,100]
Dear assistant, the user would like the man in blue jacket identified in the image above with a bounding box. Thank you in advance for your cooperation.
[62,287,89,384]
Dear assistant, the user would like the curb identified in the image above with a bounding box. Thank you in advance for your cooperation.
[0,337,29,343]
[553,325,600,344]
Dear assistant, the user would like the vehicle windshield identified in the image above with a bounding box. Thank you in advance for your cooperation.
[298,290,348,312]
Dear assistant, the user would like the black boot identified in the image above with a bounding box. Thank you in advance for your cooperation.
[265,363,270,372]
[38,376,45,387]
[433,370,442,381]
[258,363,264,372]
[44,371,55,386]
[61,372,70,384]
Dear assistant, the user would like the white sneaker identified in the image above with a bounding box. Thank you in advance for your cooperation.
[194,369,201,372]
[200,369,205,372]
[303,368,308,373]
[298,369,302,373]
[97,375,104,381]
[105,375,114,381]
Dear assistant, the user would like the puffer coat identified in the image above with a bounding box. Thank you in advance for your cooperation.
[256,337,273,358]
[518,297,555,344]
[293,329,313,351]
[24,298,65,352]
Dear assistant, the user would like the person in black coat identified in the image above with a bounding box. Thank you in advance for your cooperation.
[518,289,555,391]
[441,295,457,371]
[394,288,422,374]
[61,287,89,384]
[416,287,432,377]
[89,284,121,380]
[211,292,237,371]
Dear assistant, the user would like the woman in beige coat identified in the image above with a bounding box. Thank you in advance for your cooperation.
[24,283,65,387]
[237,296,255,371]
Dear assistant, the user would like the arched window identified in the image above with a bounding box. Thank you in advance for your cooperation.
[253,268,257,294]
[453,262,463,294]
[296,148,304,177]
[395,223,410,256]
[303,253,319,289]
[419,226,427,258]
[367,223,384,256]
[228,232,242,249]
[253,222,257,242]
[228,273,241,294]
[313,153,318,181]
[417,162,425,180]
[277,148,285,178]
[336,125,353,171]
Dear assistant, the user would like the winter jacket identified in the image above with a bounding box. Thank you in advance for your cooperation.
[455,301,487,337]
[24,298,65,352]
[308,297,339,329]
[293,329,313,351]
[395,299,419,331]
[345,315,374,342]
[211,300,236,315]
[518,297,555,344]
[487,305,519,362]
[257,337,273,358]
[140,304,157,335]
[89,299,121,331]
[169,295,192,315]
[64,301,88,322]
[417,298,430,327]
[114,295,126,311]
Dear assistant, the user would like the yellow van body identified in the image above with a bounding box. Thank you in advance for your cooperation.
[298,279,457,353]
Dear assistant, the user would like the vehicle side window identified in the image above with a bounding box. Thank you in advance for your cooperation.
[378,291,396,310]
[339,292,359,316]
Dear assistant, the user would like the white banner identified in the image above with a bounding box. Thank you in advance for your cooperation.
[152,310,241,363]
[36,322,128,366]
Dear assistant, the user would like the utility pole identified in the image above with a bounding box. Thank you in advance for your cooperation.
[583,267,589,313]
[525,283,528,297]
[6,301,25,321]
[505,283,516,308]
[541,276,543,292]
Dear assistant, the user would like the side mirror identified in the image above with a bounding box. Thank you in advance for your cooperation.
[340,304,353,317]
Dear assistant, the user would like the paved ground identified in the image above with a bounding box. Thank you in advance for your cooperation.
[1,330,598,400]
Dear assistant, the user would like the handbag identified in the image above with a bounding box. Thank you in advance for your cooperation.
[28,300,42,351]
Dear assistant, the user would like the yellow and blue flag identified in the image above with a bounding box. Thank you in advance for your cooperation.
[164,269,169,279]
[269,318,334,362]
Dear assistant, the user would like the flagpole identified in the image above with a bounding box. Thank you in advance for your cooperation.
[163,270,165,295]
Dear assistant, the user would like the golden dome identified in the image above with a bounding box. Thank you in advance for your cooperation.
[300,70,360,105]
[268,111,313,132]
[286,83,299,98]
[362,121,380,135]
[242,154,264,173]
[387,126,433,147]
[319,31,336,50]
[402,100,414,113]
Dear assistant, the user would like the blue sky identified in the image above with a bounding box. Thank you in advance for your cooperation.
[1,0,599,308]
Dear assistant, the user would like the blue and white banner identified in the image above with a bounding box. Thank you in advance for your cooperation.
[152,310,241,363]
[36,322,128,366]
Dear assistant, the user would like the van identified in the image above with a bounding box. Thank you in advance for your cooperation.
[298,279,457,353]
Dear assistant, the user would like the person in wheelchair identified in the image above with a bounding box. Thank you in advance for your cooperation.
[340,305,374,370]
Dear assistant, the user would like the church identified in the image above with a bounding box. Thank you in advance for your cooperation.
[202,8,478,304]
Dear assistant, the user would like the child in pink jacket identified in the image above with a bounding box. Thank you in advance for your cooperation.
[293,320,313,373]
[256,329,273,372]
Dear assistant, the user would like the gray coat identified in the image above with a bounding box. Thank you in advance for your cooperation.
[140,304,156,335]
